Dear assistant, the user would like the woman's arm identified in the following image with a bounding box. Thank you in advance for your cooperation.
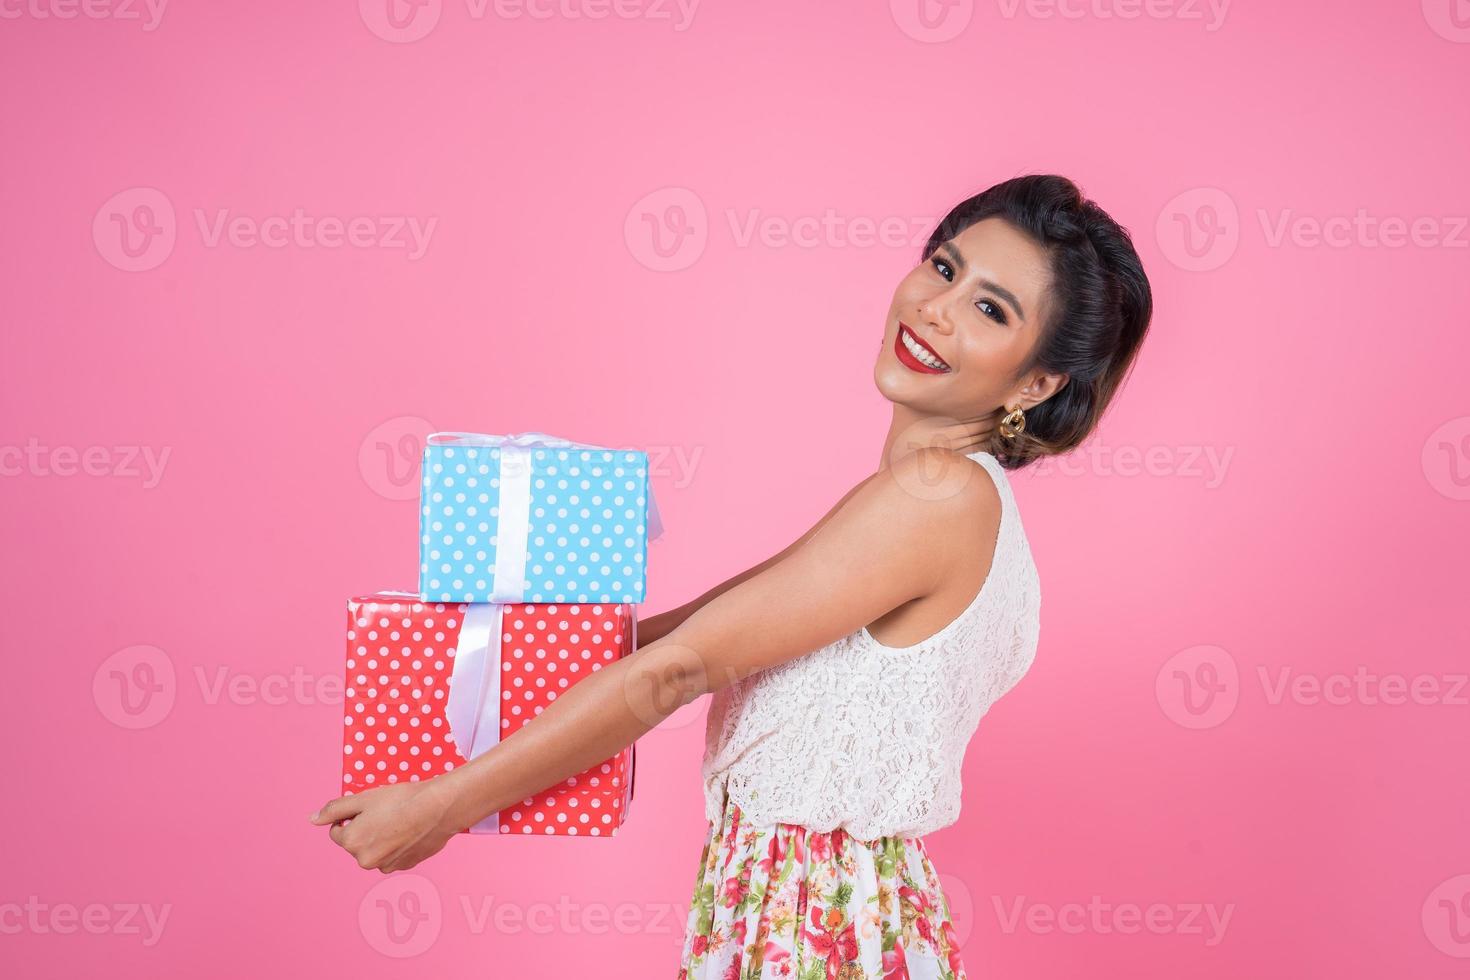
[311,448,998,870]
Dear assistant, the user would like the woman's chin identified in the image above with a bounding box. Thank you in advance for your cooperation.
[874,361,939,408]
[872,361,904,403]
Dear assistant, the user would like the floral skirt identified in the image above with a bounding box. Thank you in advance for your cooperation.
[677,788,968,979]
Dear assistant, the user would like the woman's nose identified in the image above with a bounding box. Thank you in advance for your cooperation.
[918,299,957,335]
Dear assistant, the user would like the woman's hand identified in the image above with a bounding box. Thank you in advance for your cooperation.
[309,780,462,873]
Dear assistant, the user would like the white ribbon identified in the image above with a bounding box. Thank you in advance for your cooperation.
[427,431,665,603]
[492,447,534,602]
[446,602,506,833]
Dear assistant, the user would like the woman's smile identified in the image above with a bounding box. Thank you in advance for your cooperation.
[895,322,952,374]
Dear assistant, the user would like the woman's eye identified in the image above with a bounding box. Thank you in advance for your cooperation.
[930,257,953,280]
[978,300,1008,325]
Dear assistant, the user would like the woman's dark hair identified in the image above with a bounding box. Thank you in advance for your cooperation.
[922,173,1153,470]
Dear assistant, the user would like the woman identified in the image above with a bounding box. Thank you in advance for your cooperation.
[310,173,1153,979]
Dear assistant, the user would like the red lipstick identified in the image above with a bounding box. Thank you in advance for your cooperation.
[894,322,952,374]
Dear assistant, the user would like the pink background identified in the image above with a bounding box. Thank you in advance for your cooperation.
[3,1,1468,976]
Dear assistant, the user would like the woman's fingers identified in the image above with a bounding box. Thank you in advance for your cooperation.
[310,793,367,826]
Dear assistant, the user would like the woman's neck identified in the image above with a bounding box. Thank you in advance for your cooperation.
[879,403,990,473]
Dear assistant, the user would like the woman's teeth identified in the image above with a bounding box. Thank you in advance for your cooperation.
[901,328,949,370]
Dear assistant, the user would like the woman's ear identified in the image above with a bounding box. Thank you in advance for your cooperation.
[1017,371,1069,410]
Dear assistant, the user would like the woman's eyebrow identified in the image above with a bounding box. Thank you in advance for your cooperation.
[940,241,1027,322]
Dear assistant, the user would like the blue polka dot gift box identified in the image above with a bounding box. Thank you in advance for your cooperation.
[418,432,664,604]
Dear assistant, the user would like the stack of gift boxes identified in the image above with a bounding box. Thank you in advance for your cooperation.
[339,432,662,837]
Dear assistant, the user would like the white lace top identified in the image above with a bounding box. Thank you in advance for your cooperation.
[700,450,1041,841]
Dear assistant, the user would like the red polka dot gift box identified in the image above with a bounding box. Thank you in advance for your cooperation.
[340,591,637,837]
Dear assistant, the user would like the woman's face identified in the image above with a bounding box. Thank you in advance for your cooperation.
[875,217,1065,421]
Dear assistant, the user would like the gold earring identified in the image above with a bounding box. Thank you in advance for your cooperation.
[999,405,1026,440]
